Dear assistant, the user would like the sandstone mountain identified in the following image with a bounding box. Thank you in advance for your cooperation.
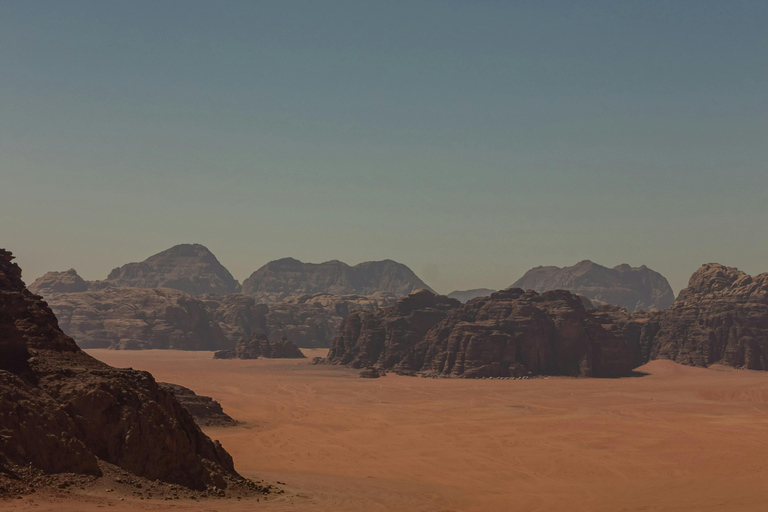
[446,288,496,303]
[213,333,305,360]
[28,268,90,295]
[510,260,674,312]
[105,243,240,296]
[159,383,238,427]
[328,288,636,378]
[241,257,432,302]
[646,263,768,369]
[49,288,230,350]
[0,249,242,489]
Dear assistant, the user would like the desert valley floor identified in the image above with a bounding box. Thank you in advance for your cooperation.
[8,349,768,512]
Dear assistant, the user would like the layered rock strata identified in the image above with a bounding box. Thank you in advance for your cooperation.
[158,383,238,427]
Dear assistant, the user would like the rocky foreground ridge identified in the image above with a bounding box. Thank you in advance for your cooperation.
[510,260,674,312]
[330,263,768,375]
[0,249,248,491]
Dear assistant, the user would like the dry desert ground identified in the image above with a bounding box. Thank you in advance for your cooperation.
[7,348,768,512]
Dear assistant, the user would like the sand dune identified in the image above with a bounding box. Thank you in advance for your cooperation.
[8,349,768,511]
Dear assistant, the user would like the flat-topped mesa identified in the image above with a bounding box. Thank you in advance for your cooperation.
[326,289,461,370]
[213,333,305,359]
[510,260,674,312]
[241,257,432,302]
[0,249,241,489]
[105,243,240,296]
[328,287,636,378]
[648,263,768,369]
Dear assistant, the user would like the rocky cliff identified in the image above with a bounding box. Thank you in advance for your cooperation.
[213,333,305,359]
[510,260,674,312]
[28,268,90,295]
[105,243,240,296]
[49,288,230,350]
[328,288,636,378]
[646,263,768,369]
[241,257,432,302]
[0,249,242,490]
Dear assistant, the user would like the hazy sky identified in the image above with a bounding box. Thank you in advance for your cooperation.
[2,1,767,294]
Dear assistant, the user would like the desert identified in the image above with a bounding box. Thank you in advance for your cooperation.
[5,349,768,511]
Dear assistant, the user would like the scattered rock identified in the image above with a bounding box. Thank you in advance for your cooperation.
[358,367,386,378]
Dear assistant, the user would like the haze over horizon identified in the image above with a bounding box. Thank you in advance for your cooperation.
[2,1,767,295]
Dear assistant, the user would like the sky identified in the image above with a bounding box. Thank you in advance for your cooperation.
[2,1,767,295]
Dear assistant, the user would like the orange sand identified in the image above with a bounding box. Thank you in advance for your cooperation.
[8,349,768,511]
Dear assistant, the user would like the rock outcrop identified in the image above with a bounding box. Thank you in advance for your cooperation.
[28,268,90,295]
[105,244,240,296]
[510,260,674,312]
[447,288,496,303]
[328,288,635,378]
[49,288,230,350]
[0,248,241,489]
[327,289,461,370]
[158,383,238,427]
[646,264,768,369]
[241,257,432,302]
[213,333,305,359]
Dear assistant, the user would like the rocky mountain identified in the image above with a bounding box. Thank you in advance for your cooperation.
[446,288,496,303]
[159,383,238,427]
[510,260,674,312]
[213,333,305,360]
[28,268,90,295]
[105,243,240,296]
[0,248,243,490]
[327,290,461,371]
[328,288,636,378]
[241,257,432,302]
[49,288,230,350]
[646,263,768,369]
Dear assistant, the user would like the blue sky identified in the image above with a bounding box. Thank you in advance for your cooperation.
[2,1,767,294]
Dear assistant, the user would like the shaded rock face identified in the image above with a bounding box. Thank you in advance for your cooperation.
[105,244,240,296]
[446,288,497,303]
[646,264,768,369]
[28,268,89,295]
[327,290,461,370]
[510,260,674,312]
[328,288,635,378]
[49,288,230,350]
[158,383,237,427]
[0,249,239,489]
[213,333,305,359]
[241,257,432,302]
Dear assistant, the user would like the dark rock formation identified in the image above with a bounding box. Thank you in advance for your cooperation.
[328,288,635,378]
[327,289,461,370]
[358,367,386,378]
[0,248,241,489]
[158,383,238,427]
[202,293,270,344]
[646,263,768,369]
[105,244,240,296]
[49,288,230,350]
[28,268,90,295]
[213,333,305,359]
[241,257,432,302]
[510,260,674,312]
[446,288,497,303]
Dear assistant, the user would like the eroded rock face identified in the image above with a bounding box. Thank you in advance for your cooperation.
[647,264,768,369]
[105,244,240,296]
[241,258,432,302]
[158,383,238,427]
[28,268,90,295]
[213,333,305,359]
[326,290,460,370]
[328,288,635,378]
[49,288,230,350]
[510,260,674,312]
[0,249,240,489]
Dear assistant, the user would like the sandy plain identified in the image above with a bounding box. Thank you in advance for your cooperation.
[7,348,768,512]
